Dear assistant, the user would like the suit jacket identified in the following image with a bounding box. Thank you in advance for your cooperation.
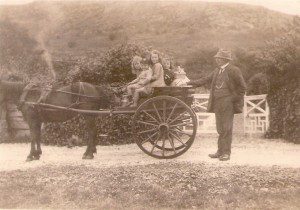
[188,64,246,114]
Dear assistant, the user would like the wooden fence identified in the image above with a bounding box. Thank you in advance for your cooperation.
[185,94,269,135]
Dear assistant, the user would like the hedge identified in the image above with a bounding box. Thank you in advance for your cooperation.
[43,114,134,147]
[42,43,155,146]
[263,32,300,143]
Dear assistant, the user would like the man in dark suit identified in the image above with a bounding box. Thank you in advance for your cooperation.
[187,49,246,161]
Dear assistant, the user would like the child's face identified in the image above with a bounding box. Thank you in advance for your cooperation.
[133,61,142,70]
[140,63,148,71]
[151,54,159,64]
[163,59,171,69]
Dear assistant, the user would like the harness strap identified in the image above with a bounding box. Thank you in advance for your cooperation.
[24,88,101,99]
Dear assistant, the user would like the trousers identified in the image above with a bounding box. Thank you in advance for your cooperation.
[213,96,234,155]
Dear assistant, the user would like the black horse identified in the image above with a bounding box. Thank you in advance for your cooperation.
[0,79,115,161]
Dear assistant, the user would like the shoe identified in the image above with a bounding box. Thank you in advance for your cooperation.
[219,154,230,161]
[208,152,221,158]
[129,103,137,107]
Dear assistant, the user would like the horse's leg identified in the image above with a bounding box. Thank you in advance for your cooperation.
[26,120,42,161]
[35,122,42,160]
[26,130,36,162]
[82,115,97,159]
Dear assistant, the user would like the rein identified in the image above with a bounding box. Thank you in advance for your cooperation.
[28,88,102,100]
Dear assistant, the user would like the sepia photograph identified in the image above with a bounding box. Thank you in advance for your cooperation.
[0,0,299,209]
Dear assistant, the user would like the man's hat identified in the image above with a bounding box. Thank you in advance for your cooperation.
[214,49,232,60]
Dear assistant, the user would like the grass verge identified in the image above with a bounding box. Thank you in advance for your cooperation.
[0,162,299,209]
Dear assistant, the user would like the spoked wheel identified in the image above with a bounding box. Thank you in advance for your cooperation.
[132,96,197,159]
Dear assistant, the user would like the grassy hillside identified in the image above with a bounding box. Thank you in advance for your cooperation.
[0,1,297,63]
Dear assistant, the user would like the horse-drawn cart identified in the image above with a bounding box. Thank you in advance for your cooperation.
[26,86,197,159]
[0,79,197,160]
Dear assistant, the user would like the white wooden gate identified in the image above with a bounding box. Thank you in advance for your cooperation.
[190,94,217,133]
[185,94,269,135]
[243,94,269,134]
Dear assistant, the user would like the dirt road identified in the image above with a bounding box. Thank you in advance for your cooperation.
[0,135,299,209]
[0,135,299,171]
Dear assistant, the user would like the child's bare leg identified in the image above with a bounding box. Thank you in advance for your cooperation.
[127,84,141,96]
[132,87,146,107]
[127,84,134,96]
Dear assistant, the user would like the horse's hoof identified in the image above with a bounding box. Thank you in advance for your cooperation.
[33,155,40,160]
[26,156,34,162]
[82,154,94,159]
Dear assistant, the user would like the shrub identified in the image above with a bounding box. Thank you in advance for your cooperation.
[247,73,268,95]
[102,43,149,84]
[184,47,218,88]
[184,47,265,85]
[63,55,106,85]
[43,115,134,146]
[262,32,300,143]
[42,43,151,146]
[65,43,149,85]
[233,48,265,81]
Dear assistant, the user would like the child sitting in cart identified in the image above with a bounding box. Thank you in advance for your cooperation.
[170,66,190,87]
[126,57,153,107]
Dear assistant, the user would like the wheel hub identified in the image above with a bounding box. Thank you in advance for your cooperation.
[158,123,169,134]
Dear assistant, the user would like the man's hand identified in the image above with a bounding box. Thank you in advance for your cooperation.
[186,81,193,86]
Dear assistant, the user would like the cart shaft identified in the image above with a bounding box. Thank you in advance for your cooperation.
[24,102,136,115]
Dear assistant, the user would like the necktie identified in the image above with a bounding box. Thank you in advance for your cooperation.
[219,68,223,74]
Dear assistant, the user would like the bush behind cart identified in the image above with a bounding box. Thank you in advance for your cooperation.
[42,43,170,146]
